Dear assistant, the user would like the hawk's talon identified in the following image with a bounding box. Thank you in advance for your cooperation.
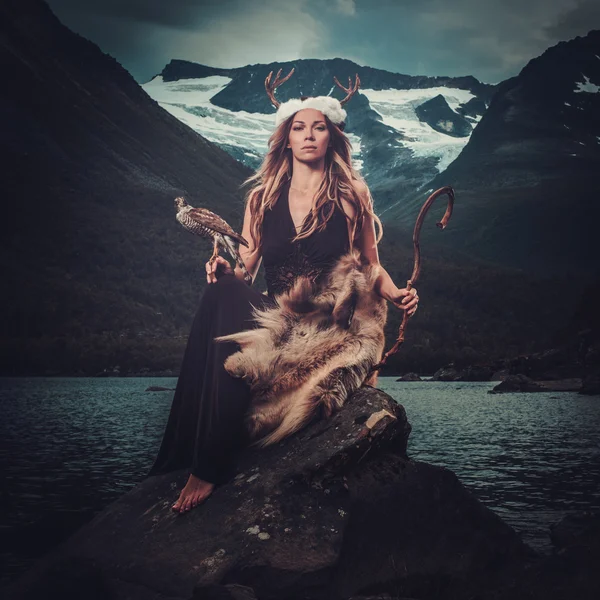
[209,239,220,265]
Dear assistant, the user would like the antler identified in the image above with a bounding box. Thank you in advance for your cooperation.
[264,67,295,108]
[333,73,361,105]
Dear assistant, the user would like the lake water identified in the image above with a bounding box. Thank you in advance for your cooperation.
[1,377,599,586]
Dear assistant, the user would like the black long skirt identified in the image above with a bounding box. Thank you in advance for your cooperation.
[148,274,274,484]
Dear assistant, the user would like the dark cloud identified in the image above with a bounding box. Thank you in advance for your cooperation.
[544,0,600,40]
[47,0,330,81]
[47,0,224,29]
[45,0,597,84]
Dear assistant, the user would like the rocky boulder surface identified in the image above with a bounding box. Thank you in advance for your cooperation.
[341,513,600,600]
[487,512,600,600]
[6,387,535,600]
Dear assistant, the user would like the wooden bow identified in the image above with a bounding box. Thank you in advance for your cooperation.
[369,185,455,374]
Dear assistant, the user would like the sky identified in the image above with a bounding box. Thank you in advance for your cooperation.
[46,0,600,85]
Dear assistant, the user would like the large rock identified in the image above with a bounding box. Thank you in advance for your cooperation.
[550,512,600,549]
[488,513,600,600]
[5,387,533,600]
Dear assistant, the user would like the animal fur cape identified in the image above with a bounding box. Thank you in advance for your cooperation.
[215,251,388,446]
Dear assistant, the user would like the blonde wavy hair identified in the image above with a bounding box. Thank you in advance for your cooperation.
[242,113,383,257]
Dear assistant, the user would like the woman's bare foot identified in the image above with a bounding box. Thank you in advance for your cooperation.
[172,474,214,513]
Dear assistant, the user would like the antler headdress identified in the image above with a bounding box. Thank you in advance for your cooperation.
[265,68,360,130]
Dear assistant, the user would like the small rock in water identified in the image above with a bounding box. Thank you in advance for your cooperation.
[145,386,175,392]
[396,372,422,381]
[432,366,461,381]
[489,374,546,393]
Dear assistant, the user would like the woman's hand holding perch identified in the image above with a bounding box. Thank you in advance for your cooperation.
[205,256,234,284]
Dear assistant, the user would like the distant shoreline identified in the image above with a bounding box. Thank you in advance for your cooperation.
[0,372,425,378]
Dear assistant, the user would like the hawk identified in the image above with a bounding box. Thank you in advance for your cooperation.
[174,197,252,284]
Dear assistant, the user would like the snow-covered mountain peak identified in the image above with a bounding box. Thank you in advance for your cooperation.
[361,86,481,174]
[144,75,275,166]
[142,59,493,206]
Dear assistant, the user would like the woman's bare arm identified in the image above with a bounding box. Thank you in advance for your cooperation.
[343,181,418,315]
[236,200,262,283]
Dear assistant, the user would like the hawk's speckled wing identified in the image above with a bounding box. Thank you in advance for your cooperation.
[186,207,249,247]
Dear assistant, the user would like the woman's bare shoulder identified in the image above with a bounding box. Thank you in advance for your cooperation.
[351,178,369,196]
[341,179,370,220]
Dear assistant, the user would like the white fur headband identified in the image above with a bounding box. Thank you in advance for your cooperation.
[275,96,347,127]
[265,69,360,130]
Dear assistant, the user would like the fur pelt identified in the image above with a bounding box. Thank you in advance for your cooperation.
[215,251,388,447]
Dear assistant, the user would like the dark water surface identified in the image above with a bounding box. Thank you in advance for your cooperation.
[1,377,599,585]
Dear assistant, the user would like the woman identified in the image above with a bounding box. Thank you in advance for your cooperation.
[149,79,419,514]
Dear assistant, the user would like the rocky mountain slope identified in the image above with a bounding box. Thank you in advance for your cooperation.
[387,30,600,275]
[0,0,251,373]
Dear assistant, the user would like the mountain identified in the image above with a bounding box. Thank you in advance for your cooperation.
[0,0,251,374]
[147,35,600,278]
[0,1,582,375]
[386,30,600,276]
[142,58,495,211]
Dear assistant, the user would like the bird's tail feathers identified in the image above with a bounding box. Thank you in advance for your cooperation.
[223,237,252,284]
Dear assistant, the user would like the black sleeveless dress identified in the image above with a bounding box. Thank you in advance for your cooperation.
[149,180,350,483]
